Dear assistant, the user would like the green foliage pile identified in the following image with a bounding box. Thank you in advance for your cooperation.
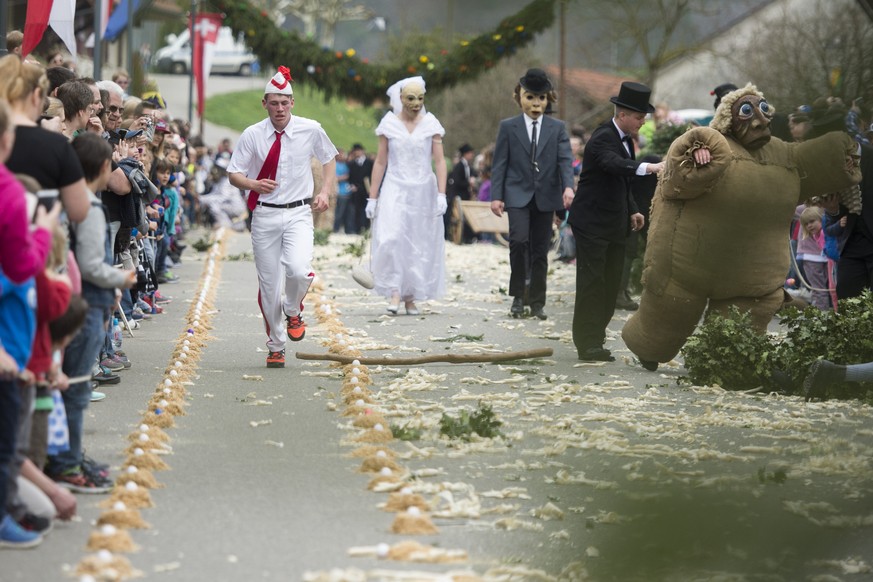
[313,229,331,247]
[682,291,873,399]
[439,403,504,441]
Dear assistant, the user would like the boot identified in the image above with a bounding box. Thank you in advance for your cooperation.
[803,360,846,401]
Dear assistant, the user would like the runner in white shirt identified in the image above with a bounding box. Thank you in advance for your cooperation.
[227,66,337,368]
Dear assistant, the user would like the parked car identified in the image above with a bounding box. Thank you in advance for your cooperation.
[154,27,258,76]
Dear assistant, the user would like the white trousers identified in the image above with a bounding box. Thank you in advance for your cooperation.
[250,205,314,352]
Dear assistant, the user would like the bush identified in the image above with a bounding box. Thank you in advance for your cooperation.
[681,291,873,399]
[681,306,777,390]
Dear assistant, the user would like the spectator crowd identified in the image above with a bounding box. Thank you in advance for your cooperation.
[0,32,245,549]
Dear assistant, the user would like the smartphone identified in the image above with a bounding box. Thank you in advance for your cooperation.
[37,189,60,211]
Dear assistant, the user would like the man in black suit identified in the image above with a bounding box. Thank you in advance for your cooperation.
[347,143,373,233]
[568,82,664,361]
[491,68,575,320]
[837,142,873,298]
[445,143,475,241]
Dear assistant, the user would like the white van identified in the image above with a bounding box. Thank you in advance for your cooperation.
[154,27,258,76]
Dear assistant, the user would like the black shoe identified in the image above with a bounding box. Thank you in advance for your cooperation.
[578,347,615,362]
[615,292,639,311]
[803,360,845,401]
[510,297,524,318]
[92,366,121,385]
[530,305,547,320]
[639,358,658,372]
[18,513,52,536]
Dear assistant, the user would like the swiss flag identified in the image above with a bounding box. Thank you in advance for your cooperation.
[193,13,223,117]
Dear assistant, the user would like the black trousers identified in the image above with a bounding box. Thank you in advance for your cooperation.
[507,202,554,308]
[837,253,873,299]
[572,227,625,351]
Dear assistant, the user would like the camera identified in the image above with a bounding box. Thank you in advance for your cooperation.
[142,116,155,142]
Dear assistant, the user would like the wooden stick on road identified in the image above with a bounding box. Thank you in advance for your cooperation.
[295,348,553,365]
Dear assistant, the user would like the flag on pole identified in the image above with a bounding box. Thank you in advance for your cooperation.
[22,0,53,57]
[22,0,77,59]
[193,13,223,117]
[85,0,115,48]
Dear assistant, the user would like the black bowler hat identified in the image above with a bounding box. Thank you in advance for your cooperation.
[519,68,553,94]
[609,81,655,114]
[711,83,738,109]
[458,143,473,155]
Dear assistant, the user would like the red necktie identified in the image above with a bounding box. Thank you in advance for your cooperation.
[247,130,284,211]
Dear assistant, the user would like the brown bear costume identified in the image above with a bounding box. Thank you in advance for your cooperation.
[622,85,862,370]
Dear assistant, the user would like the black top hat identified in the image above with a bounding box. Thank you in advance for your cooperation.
[519,68,553,94]
[458,143,474,155]
[711,83,738,109]
[610,82,654,114]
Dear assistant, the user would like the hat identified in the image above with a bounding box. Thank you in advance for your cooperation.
[266,66,293,96]
[141,92,166,110]
[711,83,738,109]
[610,81,655,114]
[214,152,231,169]
[155,119,170,134]
[117,128,142,140]
[458,143,473,155]
[519,68,553,94]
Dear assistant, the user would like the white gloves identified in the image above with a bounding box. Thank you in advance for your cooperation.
[365,198,377,219]
[436,193,448,216]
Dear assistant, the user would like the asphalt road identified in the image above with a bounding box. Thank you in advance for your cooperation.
[5,228,873,582]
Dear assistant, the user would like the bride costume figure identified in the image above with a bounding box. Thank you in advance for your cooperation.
[366,76,448,315]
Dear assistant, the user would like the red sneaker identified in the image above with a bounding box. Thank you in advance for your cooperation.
[266,350,285,368]
[286,315,305,341]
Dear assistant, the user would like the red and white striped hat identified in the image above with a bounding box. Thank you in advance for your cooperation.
[265,66,293,96]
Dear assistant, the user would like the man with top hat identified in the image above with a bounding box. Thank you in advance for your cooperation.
[490,68,575,320]
[567,81,664,362]
[227,66,338,368]
[446,142,476,241]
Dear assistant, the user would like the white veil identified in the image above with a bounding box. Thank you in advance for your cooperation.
[386,75,427,116]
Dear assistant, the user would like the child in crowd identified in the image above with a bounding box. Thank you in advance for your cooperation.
[151,157,180,284]
[0,97,60,548]
[17,295,89,530]
[817,192,849,309]
[45,134,136,493]
[6,220,73,537]
[796,206,830,311]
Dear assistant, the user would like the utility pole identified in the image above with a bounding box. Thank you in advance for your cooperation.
[558,0,566,121]
[93,0,103,80]
[188,0,197,127]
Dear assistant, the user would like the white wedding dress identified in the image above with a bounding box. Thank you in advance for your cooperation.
[370,111,446,301]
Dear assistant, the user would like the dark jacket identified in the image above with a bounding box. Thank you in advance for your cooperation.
[568,119,642,241]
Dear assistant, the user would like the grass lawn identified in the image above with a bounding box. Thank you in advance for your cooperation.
[205,87,382,152]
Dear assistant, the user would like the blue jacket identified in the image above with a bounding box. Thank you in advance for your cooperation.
[0,267,37,371]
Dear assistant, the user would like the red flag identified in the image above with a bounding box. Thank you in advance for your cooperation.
[22,0,54,57]
[192,13,223,117]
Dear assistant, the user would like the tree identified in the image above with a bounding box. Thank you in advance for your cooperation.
[274,0,374,48]
[722,0,873,111]
[571,0,713,85]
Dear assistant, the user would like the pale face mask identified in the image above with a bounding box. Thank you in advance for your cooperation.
[400,82,425,116]
[520,89,547,119]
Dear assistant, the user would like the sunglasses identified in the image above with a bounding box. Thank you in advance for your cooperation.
[107,105,122,114]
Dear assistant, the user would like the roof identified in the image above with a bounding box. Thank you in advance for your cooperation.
[544,65,631,103]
